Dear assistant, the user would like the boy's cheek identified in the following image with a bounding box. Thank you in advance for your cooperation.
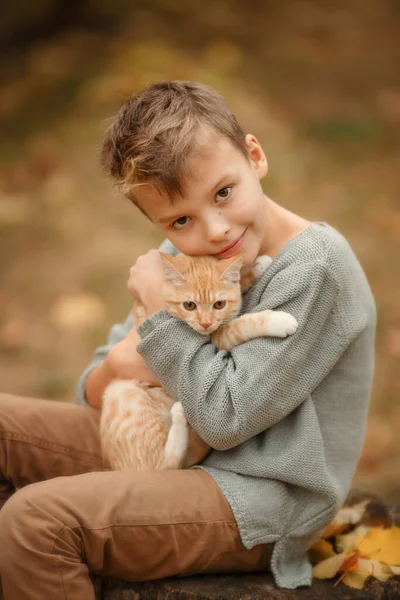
[167,235,203,257]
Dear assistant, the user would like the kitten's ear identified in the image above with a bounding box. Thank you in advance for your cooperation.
[219,254,244,284]
[160,253,186,286]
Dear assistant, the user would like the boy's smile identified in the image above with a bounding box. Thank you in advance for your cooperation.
[133,130,270,268]
[214,228,248,259]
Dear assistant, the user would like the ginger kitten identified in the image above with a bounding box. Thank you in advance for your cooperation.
[100,253,298,471]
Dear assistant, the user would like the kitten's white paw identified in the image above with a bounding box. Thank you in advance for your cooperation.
[267,312,298,337]
[171,402,188,425]
[253,255,273,278]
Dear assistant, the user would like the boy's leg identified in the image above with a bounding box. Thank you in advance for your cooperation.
[0,393,108,507]
[0,468,272,600]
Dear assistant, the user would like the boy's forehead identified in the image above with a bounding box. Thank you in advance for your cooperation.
[189,133,241,174]
[135,135,246,219]
[180,135,245,192]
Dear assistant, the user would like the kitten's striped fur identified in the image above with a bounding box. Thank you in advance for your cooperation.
[100,254,298,471]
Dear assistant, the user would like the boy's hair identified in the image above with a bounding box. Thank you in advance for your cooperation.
[101,80,248,201]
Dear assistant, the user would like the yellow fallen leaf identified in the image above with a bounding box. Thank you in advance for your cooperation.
[336,525,373,552]
[389,565,400,575]
[312,551,350,579]
[356,526,400,565]
[322,500,370,538]
[337,556,398,589]
[309,539,335,563]
[312,545,400,590]
[341,570,370,589]
[357,558,393,583]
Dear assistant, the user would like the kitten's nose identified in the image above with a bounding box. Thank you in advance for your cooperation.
[201,322,212,329]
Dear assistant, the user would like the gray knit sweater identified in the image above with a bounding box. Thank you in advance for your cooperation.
[76,223,376,589]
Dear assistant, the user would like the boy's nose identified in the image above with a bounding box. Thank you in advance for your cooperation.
[206,218,230,243]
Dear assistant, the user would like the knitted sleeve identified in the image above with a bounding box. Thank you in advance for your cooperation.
[137,259,348,451]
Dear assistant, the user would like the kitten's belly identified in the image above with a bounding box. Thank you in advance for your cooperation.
[101,379,174,470]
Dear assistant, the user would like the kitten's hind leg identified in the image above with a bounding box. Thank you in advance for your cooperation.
[240,255,273,292]
[161,402,189,470]
[253,255,273,277]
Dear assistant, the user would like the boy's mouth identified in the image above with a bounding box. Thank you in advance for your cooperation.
[215,229,247,259]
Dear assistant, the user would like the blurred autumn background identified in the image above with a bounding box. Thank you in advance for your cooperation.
[0,1,399,502]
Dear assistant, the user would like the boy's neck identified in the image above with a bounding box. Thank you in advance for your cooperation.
[260,196,311,258]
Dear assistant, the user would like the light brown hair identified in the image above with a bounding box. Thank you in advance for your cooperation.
[100,80,248,201]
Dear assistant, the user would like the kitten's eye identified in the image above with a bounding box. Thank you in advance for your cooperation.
[173,216,190,229]
[213,300,226,310]
[183,301,197,311]
[216,186,232,201]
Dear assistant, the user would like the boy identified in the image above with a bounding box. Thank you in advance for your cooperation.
[0,81,376,598]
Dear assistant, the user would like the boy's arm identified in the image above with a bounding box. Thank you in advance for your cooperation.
[76,314,132,407]
[83,323,160,409]
[136,260,368,451]
[76,239,178,409]
[76,314,151,409]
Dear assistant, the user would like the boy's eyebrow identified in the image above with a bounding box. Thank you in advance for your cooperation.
[210,173,234,194]
[157,173,234,224]
[158,214,181,224]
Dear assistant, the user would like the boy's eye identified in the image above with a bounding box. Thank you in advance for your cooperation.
[216,186,232,201]
[183,301,197,311]
[173,216,190,229]
[213,300,226,310]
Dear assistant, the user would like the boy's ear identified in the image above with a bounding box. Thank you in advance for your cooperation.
[218,254,244,284]
[245,134,268,179]
[160,253,186,286]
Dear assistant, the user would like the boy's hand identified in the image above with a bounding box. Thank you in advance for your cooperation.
[106,324,161,385]
[86,323,161,408]
[127,249,166,317]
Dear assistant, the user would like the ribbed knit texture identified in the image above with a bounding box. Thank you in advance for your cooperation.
[76,223,376,589]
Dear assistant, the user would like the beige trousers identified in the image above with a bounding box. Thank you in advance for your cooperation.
[0,393,272,599]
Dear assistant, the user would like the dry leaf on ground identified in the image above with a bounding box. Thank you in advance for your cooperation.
[311,503,400,590]
[356,526,400,565]
[322,499,370,538]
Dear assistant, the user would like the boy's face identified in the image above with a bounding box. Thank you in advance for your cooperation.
[133,131,269,268]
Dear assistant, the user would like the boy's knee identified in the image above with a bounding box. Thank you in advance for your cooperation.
[0,486,41,572]
[0,392,37,428]
[0,392,16,417]
[0,480,85,590]
[0,480,84,571]
[0,484,45,537]
[0,391,30,409]
[0,481,61,548]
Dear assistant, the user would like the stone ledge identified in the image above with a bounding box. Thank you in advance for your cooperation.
[92,572,400,600]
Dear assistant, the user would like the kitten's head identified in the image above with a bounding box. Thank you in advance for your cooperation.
[160,253,243,335]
